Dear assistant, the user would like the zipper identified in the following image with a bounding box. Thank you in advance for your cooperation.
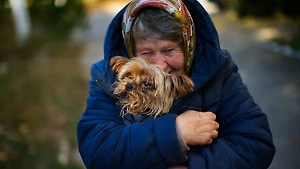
[96,79,113,96]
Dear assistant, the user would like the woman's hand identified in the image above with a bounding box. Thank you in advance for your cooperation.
[176,110,219,146]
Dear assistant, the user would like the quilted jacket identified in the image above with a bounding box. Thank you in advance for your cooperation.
[77,0,275,168]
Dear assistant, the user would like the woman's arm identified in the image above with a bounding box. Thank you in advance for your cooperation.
[183,61,275,169]
[77,64,187,169]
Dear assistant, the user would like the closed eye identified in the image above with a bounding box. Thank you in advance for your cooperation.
[164,48,174,54]
[140,51,154,57]
[163,48,179,57]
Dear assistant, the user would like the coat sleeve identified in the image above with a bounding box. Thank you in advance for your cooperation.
[187,61,276,169]
[77,64,187,169]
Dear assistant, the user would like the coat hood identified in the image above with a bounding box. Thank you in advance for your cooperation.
[103,0,229,89]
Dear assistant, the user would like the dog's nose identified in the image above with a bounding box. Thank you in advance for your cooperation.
[125,84,133,91]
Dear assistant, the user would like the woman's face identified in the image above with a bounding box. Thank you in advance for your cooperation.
[134,38,185,74]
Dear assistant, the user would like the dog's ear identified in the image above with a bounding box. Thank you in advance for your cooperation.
[110,56,129,73]
[168,74,194,98]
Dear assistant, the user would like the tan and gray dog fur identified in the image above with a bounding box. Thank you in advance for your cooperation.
[110,56,194,118]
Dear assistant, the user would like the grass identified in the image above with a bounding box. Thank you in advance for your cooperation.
[0,38,87,168]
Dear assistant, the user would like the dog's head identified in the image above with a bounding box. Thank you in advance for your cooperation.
[110,56,194,118]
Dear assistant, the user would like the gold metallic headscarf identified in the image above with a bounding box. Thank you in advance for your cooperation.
[122,0,196,74]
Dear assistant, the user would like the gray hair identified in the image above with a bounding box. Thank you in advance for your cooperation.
[131,7,184,54]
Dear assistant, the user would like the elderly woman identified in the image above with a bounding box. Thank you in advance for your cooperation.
[77,0,275,168]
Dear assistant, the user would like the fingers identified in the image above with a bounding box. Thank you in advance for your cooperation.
[201,129,218,145]
[176,110,219,146]
[200,111,216,120]
[212,120,219,130]
[212,129,218,139]
[199,112,219,130]
[205,114,219,140]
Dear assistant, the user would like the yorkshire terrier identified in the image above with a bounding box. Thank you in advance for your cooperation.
[110,56,194,118]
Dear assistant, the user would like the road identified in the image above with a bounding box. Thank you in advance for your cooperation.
[214,13,300,169]
[73,1,300,168]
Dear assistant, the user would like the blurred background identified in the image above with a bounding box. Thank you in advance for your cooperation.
[0,0,299,168]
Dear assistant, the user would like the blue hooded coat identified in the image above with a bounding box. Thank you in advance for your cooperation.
[77,0,276,168]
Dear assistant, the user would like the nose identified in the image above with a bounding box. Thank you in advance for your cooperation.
[151,54,168,72]
[125,83,133,91]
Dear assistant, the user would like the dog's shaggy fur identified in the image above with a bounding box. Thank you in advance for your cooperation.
[110,56,194,118]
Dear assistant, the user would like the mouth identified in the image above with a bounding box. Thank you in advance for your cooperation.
[113,89,128,99]
[166,68,173,74]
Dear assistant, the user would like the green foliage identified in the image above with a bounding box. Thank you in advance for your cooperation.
[0,39,87,168]
[0,1,88,167]
[226,0,300,51]
[227,0,275,17]
[29,0,87,37]
[227,0,300,18]
[0,0,87,60]
[275,0,300,17]
[0,134,81,169]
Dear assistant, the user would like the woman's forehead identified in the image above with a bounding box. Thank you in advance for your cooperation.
[135,39,180,49]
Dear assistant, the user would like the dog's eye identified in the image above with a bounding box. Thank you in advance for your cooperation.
[142,81,154,89]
